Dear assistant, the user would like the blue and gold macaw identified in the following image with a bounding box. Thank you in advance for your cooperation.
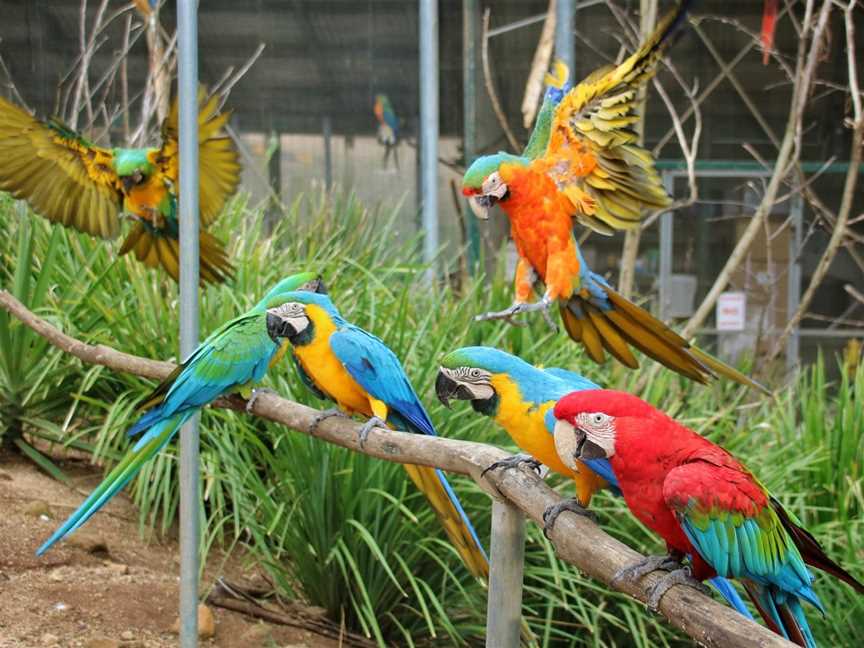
[434,346,753,619]
[37,273,326,555]
[373,94,399,170]
[265,291,488,578]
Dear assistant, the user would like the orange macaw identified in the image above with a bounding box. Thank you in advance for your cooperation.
[461,1,763,392]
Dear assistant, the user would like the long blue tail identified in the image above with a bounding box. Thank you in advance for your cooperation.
[37,411,193,555]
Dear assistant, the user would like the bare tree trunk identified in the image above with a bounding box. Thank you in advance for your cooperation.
[618,0,658,299]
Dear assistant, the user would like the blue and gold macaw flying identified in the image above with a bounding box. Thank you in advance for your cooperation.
[0,89,240,284]
[266,291,488,578]
[37,273,325,555]
[434,346,754,619]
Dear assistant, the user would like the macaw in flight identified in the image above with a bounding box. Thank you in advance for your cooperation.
[373,94,399,170]
[434,346,753,620]
[551,389,864,647]
[460,1,765,392]
[0,88,240,284]
[266,291,489,579]
[36,272,326,555]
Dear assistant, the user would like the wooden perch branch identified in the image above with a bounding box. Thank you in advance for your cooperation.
[0,290,793,648]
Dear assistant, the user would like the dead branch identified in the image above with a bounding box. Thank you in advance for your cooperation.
[521,0,556,130]
[682,0,832,340]
[770,0,863,361]
[0,289,793,648]
[481,9,522,152]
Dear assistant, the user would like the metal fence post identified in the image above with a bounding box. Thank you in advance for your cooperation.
[485,499,526,648]
[177,1,201,646]
[419,0,439,280]
[555,0,574,73]
[658,172,674,321]
[463,0,481,272]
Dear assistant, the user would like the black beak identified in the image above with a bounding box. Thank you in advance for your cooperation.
[572,428,608,461]
[475,194,498,209]
[266,312,297,343]
[121,176,135,193]
[435,371,476,408]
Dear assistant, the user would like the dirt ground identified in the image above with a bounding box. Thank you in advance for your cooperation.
[0,452,341,648]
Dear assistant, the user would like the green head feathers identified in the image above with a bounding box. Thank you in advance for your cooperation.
[462,153,527,190]
[113,148,156,177]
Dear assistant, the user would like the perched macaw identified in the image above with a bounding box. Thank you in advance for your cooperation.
[36,273,325,555]
[265,291,489,578]
[434,346,753,620]
[373,93,399,170]
[460,2,764,391]
[551,389,864,647]
[0,89,240,284]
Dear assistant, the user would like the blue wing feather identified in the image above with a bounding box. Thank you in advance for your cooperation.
[330,325,436,435]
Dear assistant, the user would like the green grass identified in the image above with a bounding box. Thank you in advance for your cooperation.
[1,191,862,646]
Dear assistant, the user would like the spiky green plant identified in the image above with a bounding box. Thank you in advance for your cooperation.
[1,190,861,647]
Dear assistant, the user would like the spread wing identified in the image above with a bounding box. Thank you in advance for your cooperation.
[155,88,241,226]
[0,95,122,238]
[538,1,691,234]
[330,326,436,436]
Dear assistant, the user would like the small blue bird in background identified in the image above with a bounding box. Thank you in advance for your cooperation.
[374,94,399,171]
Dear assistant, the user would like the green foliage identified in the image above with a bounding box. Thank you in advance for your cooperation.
[1,192,862,646]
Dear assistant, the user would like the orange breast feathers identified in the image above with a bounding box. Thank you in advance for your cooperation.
[124,178,169,227]
[499,162,582,301]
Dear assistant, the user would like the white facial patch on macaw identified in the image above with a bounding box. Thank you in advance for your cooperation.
[481,171,508,200]
[267,302,310,335]
[552,418,583,472]
[575,412,616,458]
[442,366,495,400]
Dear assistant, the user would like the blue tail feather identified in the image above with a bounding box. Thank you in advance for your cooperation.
[434,468,488,563]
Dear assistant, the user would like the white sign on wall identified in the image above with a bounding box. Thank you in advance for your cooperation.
[716,292,747,331]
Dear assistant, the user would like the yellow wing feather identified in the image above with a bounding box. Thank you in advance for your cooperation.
[156,88,241,226]
[0,95,122,238]
[541,1,690,234]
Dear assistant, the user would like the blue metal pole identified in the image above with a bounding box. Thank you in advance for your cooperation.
[177,1,200,646]
[419,0,439,279]
[555,0,574,75]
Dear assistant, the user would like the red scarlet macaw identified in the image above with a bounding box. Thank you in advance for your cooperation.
[551,389,864,647]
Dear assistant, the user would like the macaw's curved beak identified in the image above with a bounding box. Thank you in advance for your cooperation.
[467,195,494,221]
[266,311,297,343]
[435,370,475,408]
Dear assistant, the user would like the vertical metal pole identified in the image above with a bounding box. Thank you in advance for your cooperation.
[420,0,439,279]
[554,0,574,74]
[485,500,525,648]
[658,172,674,320]
[463,0,481,272]
[323,116,333,191]
[786,195,803,373]
[177,1,200,647]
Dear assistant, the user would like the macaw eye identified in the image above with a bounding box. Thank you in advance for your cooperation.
[470,369,481,378]
[592,413,608,425]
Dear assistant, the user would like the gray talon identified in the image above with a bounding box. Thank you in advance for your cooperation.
[542,498,595,538]
[481,453,542,478]
[611,554,682,588]
[357,416,387,449]
[310,408,348,433]
[246,388,277,413]
[645,567,711,613]
[476,296,555,330]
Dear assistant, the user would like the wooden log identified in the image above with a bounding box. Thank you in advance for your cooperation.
[0,289,794,648]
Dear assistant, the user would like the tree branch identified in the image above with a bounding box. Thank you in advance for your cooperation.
[0,290,793,648]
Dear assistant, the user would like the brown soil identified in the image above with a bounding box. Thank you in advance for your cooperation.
[0,452,341,648]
